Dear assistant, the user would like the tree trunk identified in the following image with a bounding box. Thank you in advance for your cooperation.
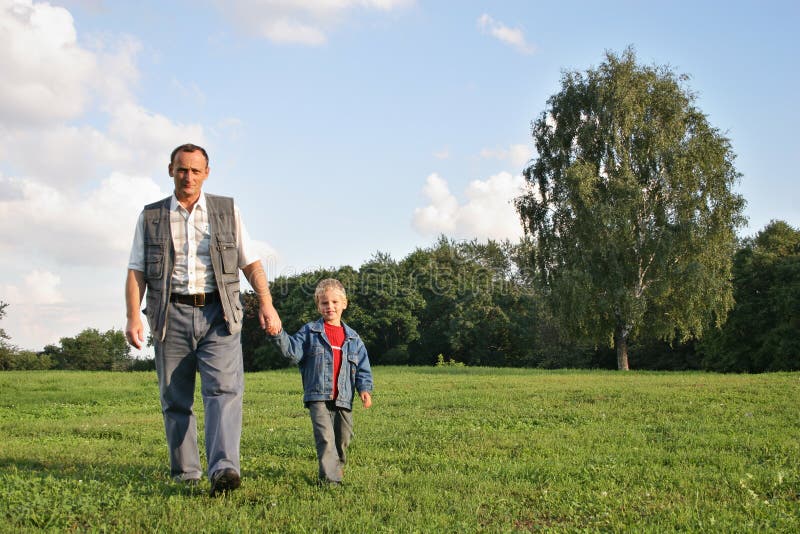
[614,324,630,371]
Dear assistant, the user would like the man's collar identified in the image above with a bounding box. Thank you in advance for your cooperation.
[170,192,207,212]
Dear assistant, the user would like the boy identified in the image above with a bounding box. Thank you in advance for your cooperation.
[270,278,373,485]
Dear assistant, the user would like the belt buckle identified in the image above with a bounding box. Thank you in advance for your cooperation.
[193,293,206,307]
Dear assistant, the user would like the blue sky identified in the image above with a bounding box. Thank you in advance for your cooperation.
[1,0,797,352]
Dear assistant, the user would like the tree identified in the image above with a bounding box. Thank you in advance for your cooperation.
[51,328,132,370]
[699,220,800,372]
[401,237,540,366]
[353,252,424,364]
[515,47,745,370]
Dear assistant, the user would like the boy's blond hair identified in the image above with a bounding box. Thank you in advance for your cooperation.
[314,278,347,304]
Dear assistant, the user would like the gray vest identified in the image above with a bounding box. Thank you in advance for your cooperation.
[141,194,243,340]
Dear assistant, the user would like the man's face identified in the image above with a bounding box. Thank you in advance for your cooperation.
[317,289,347,326]
[169,150,209,203]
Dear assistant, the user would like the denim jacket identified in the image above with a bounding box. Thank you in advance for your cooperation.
[271,318,373,409]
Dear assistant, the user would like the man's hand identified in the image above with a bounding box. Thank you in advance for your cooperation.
[125,269,146,349]
[125,316,145,349]
[360,391,372,409]
[260,302,282,336]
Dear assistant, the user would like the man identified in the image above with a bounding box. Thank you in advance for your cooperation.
[125,143,281,496]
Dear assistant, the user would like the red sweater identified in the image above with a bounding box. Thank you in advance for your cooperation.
[324,322,345,399]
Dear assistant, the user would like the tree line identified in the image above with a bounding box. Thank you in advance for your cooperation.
[1,221,798,373]
[0,323,145,371]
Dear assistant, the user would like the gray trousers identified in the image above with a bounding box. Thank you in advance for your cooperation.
[308,401,353,482]
[154,299,243,481]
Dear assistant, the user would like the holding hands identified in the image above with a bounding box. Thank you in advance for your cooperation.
[260,302,282,336]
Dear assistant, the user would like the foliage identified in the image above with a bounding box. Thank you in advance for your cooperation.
[0,369,798,532]
[0,348,52,370]
[515,47,746,369]
[48,328,133,371]
[699,220,800,372]
[352,252,425,363]
[241,237,543,370]
[400,237,541,366]
[434,353,464,367]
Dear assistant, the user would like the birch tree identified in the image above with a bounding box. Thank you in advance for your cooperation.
[516,48,745,369]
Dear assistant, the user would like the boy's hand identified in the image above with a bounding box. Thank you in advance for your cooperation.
[360,391,372,409]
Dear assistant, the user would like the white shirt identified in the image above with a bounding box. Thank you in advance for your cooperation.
[127,193,258,295]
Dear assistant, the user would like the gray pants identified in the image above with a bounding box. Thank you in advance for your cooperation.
[154,299,243,481]
[308,401,353,482]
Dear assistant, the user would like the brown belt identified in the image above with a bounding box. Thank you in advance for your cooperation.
[170,292,218,307]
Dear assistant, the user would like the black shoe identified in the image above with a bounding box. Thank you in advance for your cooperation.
[209,468,241,497]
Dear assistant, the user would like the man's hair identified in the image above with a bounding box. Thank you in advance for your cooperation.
[314,278,347,304]
[170,143,209,167]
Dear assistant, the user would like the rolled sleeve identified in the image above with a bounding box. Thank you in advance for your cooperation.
[235,204,259,268]
[127,211,145,271]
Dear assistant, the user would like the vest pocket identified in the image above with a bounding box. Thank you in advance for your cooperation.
[217,237,238,273]
[144,289,160,330]
[145,243,164,279]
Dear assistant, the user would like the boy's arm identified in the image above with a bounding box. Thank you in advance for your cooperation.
[269,326,307,365]
[354,339,374,403]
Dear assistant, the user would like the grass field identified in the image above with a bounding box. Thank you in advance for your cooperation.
[0,368,798,532]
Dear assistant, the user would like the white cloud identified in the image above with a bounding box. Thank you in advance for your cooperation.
[0,0,95,125]
[413,173,459,234]
[0,124,127,187]
[26,270,65,304]
[477,13,535,55]
[0,173,166,266]
[479,143,533,171]
[1,269,64,305]
[413,171,526,241]
[216,0,415,45]
[91,34,142,108]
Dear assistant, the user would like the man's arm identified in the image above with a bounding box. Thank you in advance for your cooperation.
[242,260,281,335]
[125,269,146,349]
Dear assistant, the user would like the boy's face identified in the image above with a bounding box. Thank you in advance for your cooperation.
[317,289,347,326]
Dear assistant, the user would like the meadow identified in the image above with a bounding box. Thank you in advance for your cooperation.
[0,368,798,533]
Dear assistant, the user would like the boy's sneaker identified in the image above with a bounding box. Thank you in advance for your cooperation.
[209,468,241,497]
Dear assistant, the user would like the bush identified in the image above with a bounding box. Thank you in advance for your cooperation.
[129,358,156,372]
[0,345,53,370]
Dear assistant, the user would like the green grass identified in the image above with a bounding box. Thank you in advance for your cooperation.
[1,368,798,532]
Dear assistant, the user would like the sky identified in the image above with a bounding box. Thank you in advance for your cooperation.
[1,0,798,354]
